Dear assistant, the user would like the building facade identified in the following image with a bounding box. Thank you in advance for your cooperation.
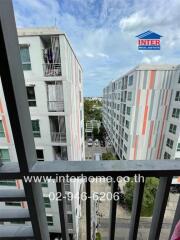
[103,64,180,161]
[0,27,84,240]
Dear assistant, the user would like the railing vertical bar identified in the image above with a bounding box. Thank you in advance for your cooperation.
[169,195,180,240]
[109,178,118,240]
[0,1,49,239]
[148,176,172,240]
[129,177,146,240]
[56,181,70,240]
[86,181,91,240]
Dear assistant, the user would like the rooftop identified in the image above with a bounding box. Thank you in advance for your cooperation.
[17,27,62,37]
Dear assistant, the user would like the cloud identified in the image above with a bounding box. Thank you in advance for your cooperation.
[141,55,162,64]
[12,0,180,96]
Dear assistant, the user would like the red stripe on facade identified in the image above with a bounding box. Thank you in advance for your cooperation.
[145,90,149,105]
[133,135,138,160]
[136,89,141,106]
[142,106,148,135]
[2,115,10,143]
[0,99,3,113]
[156,106,167,158]
[149,70,155,89]
[148,121,154,148]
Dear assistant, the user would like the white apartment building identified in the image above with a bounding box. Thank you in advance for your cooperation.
[103,64,180,161]
[0,27,84,240]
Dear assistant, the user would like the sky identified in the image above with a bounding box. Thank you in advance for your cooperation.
[13,0,180,96]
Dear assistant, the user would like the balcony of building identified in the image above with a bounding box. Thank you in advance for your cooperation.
[53,146,68,161]
[49,116,66,143]
[47,82,64,112]
[41,35,61,77]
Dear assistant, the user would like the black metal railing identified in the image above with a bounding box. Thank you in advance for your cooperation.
[0,1,180,240]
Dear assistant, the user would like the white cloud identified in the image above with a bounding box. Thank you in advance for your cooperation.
[85,52,94,58]
[141,55,162,64]
[97,52,109,58]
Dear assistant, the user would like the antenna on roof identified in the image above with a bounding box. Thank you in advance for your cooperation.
[54,17,57,27]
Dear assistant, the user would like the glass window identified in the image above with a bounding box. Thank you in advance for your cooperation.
[0,120,5,137]
[169,124,177,134]
[172,108,180,119]
[126,107,131,115]
[125,120,129,129]
[0,180,16,186]
[32,120,41,137]
[36,149,44,161]
[67,214,73,223]
[166,138,174,149]
[5,202,21,207]
[177,143,180,152]
[128,75,133,86]
[175,91,180,101]
[41,179,48,188]
[65,183,70,192]
[0,149,10,162]
[26,87,36,107]
[20,46,31,71]
[47,216,53,226]
[127,92,132,101]
[164,152,171,159]
[44,197,51,208]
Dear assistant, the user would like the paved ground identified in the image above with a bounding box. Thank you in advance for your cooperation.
[85,140,112,160]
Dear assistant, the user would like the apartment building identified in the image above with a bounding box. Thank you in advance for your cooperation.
[0,27,84,240]
[103,64,180,161]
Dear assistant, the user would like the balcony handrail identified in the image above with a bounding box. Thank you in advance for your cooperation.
[48,100,64,112]
[43,63,61,77]
[51,131,66,143]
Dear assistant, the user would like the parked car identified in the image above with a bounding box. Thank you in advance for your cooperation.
[94,139,99,147]
[100,140,105,147]
[87,138,93,147]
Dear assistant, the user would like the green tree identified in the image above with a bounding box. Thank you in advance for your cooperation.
[102,152,116,160]
[93,126,99,140]
[98,124,106,141]
[123,177,159,216]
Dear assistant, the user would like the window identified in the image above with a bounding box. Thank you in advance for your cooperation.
[126,107,131,115]
[44,197,51,208]
[124,133,128,141]
[166,138,174,149]
[0,180,16,186]
[125,120,129,129]
[26,87,36,106]
[175,91,180,101]
[32,120,41,137]
[124,145,127,153]
[172,108,180,119]
[178,74,180,83]
[41,179,48,188]
[67,214,73,223]
[127,92,132,101]
[5,202,21,207]
[65,183,70,192]
[0,120,5,137]
[169,124,177,134]
[20,45,31,70]
[47,216,53,226]
[177,143,180,152]
[0,149,10,162]
[36,149,44,161]
[164,152,171,159]
[128,75,133,86]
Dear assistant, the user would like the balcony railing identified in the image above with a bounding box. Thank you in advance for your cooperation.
[0,2,180,240]
[48,100,64,112]
[43,63,61,77]
[51,132,66,143]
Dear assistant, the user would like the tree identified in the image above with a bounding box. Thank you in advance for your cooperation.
[98,124,106,141]
[123,177,159,216]
[93,126,99,140]
[102,152,116,160]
